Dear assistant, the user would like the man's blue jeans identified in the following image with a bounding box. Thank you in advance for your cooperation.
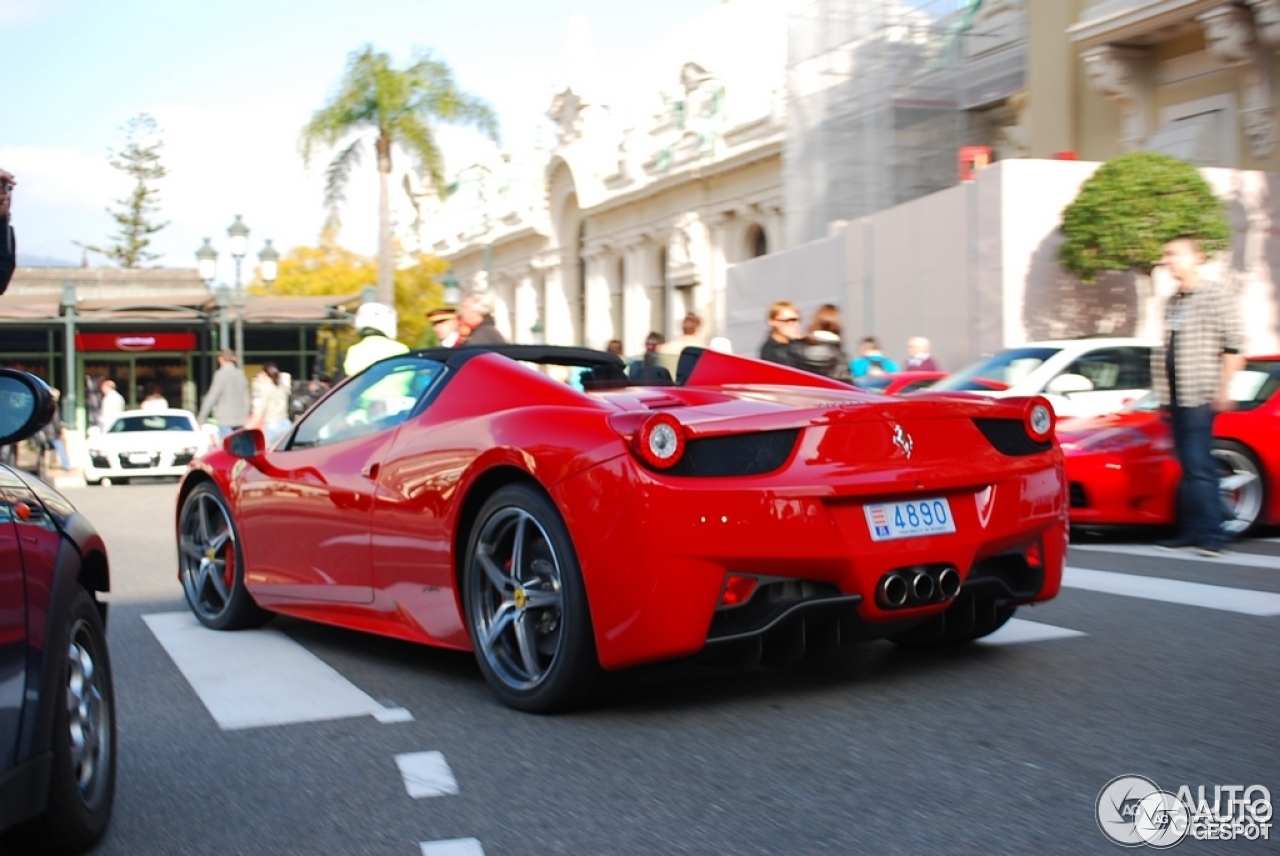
[1169,404,1224,546]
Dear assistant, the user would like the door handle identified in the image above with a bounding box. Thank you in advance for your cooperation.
[361,462,380,480]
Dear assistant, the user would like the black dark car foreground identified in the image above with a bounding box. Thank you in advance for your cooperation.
[0,369,115,854]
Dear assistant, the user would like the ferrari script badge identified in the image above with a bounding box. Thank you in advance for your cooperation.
[892,424,914,458]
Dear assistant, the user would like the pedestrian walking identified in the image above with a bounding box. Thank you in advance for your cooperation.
[197,349,251,440]
[245,362,291,447]
[851,336,899,380]
[1153,235,1246,557]
[905,336,939,371]
[98,379,125,431]
[658,312,706,355]
[789,304,853,382]
[1,167,17,296]
[427,307,463,347]
[458,292,506,345]
[760,301,801,366]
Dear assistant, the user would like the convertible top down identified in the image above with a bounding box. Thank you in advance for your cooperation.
[176,345,1068,711]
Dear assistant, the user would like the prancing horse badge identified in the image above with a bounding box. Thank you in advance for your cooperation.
[892,424,914,458]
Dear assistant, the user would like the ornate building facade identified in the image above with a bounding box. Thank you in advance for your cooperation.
[423,0,789,351]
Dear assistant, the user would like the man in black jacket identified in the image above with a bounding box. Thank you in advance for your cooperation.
[0,169,15,296]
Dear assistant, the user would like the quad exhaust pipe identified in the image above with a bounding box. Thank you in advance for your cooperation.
[876,565,962,609]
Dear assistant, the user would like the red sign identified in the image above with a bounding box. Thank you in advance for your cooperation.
[75,332,198,352]
[958,146,993,182]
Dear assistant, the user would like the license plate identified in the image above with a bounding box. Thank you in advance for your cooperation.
[127,452,152,464]
[864,498,956,542]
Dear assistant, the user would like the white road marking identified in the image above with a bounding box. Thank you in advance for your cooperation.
[143,611,414,730]
[977,618,1085,646]
[396,751,460,799]
[421,839,485,856]
[1070,542,1280,570]
[1063,567,1280,616]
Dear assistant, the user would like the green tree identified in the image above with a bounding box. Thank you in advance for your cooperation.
[79,113,170,267]
[1059,151,1230,337]
[300,45,498,305]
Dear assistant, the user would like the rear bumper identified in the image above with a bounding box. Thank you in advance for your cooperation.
[555,451,1068,670]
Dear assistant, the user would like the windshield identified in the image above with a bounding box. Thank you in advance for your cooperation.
[108,414,195,433]
[1123,361,1279,412]
[932,347,1060,392]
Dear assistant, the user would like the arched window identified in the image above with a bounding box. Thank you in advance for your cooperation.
[746,223,768,258]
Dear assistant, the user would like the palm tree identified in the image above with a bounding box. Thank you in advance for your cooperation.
[301,45,499,305]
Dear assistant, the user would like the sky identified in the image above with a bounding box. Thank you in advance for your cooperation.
[0,0,725,282]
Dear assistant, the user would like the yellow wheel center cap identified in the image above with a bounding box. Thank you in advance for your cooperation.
[513,588,527,609]
[206,549,216,561]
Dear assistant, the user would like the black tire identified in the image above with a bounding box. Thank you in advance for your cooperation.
[1212,440,1265,535]
[177,482,270,630]
[463,484,600,713]
[4,587,116,855]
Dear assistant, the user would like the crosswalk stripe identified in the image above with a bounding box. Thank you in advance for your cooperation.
[977,617,1086,645]
[1070,543,1280,570]
[143,611,413,730]
[420,839,485,856]
[396,751,460,799]
[1062,567,1280,616]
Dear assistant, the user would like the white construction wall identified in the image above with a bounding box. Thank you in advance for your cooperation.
[727,159,1280,370]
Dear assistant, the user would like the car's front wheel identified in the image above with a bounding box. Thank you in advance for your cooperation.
[463,484,599,713]
[178,482,270,630]
[4,587,116,855]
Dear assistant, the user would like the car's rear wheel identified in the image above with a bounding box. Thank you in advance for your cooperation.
[178,482,270,630]
[4,587,116,855]
[1213,440,1264,534]
[463,484,599,713]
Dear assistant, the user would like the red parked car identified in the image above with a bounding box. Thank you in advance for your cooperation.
[1060,357,1280,533]
[176,345,1068,712]
[853,371,949,395]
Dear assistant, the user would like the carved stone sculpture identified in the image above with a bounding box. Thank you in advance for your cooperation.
[1199,4,1275,158]
[1081,45,1151,150]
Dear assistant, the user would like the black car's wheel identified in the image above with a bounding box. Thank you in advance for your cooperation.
[178,482,270,630]
[463,484,600,713]
[5,586,116,855]
[1213,440,1264,535]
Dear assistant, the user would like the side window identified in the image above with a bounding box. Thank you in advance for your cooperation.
[287,358,445,450]
[1061,349,1125,392]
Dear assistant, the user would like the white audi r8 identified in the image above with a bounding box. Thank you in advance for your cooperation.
[85,409,209,485]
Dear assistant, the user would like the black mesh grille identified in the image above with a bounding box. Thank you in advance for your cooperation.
[663,429,800,477]
[972,419,1052,456]
[1069,482,1088,508]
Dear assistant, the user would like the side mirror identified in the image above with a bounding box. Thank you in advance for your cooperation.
[1046,373,1094,396]
[0,370,56,446]
[224,428,266,460]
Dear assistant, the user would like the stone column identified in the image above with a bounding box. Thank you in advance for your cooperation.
[1201,3,1275,158]
[582,247,614,350]
[540,252,572,347]
[1081,44,1152,151]
[623,239,652,354]
[707,211,736,340]
[514,269,538,344]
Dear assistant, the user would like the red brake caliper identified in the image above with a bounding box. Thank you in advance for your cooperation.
[224,541,236,591]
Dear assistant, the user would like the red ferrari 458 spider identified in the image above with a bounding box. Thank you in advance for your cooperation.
[175,345,1067,712]
[1060,357,1280,533]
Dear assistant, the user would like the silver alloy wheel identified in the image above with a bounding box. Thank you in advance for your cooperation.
[66,617,111,804]
[1214,446,1263,533]
[471,507,566,691]
[178,490,236,620]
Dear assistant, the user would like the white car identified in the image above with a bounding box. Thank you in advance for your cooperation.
[85,408,210,485]
[929,337,1157,419]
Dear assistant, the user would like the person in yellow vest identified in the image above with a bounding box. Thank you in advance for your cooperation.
[343,302,409,377]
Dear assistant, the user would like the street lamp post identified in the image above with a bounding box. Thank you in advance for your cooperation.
[441,271,461,306]
[259,239,280,290]
[60,282,78,428]
[227,216,250,367]
[196,238,225,349]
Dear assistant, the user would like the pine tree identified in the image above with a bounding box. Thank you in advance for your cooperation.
[80,113,170,267]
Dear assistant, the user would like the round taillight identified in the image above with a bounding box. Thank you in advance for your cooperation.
[1025,397,1055,443]
[632,413,686,470]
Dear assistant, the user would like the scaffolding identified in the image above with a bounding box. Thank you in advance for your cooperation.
[784,0,984,246]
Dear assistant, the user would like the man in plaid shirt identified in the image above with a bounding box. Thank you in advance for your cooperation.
[1152,236,1245,556]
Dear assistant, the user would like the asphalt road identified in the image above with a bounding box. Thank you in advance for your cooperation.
[63,481,1280,855]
